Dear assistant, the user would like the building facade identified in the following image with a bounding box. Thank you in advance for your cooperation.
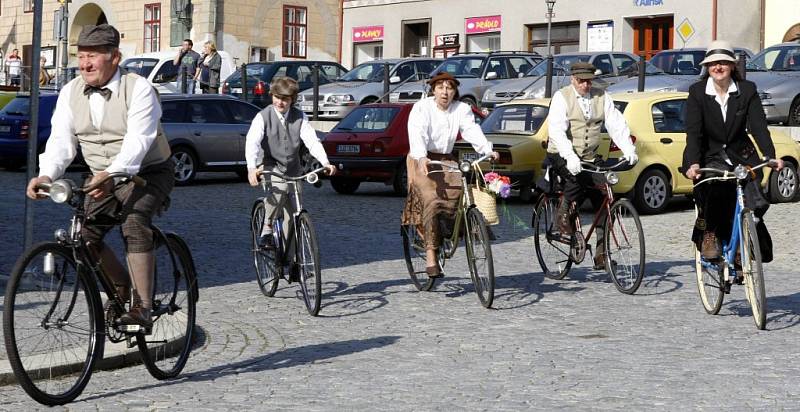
[0,0,344,81]
[764,0,800,46]
[342,0,768,66]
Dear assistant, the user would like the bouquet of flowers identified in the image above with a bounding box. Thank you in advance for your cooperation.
[483,172,512,198]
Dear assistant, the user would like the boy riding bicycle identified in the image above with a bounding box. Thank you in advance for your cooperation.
[244,77,336,277]
[546,62,638,269]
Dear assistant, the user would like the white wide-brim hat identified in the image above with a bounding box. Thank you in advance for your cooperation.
[699,40,738,65]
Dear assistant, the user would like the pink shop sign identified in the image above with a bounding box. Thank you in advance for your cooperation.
[352,25,384,43]
[465,15,502,34]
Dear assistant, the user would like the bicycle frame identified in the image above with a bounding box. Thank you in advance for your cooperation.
[570,182,614,247]
[699,181,746,278]
[429,160,487,260]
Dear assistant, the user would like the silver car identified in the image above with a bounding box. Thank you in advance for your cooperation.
[606,47,754,94]
[746,42,800,125]
[480,52,636,108]
[297,57,441,119]
[389,51,542,108]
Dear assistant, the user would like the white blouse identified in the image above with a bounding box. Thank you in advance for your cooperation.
[407,97,492,160]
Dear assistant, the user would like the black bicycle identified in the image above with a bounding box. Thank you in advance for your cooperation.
[250,166,327,316]
[3,173,198,406]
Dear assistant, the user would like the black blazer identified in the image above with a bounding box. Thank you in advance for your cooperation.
[682,79,775,170]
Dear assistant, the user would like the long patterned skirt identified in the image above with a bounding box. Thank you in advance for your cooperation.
[401,155,463,250]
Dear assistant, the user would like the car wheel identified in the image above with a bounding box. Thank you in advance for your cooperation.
[768,161,798,203]
[171,146,198,185]
[330,177,360,194]
[789,98,800,126]
[392,163,408,196]
[633,169,671,214]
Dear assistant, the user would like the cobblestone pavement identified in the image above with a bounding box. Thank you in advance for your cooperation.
[1,170,800,410]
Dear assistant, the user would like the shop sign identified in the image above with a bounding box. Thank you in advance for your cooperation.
[633,0,663,5]
[352,25,384,43]
[587,21,613,52]
[435,33,460,47]
[465,15,501,35]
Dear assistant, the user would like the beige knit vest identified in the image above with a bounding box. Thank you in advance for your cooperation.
[547,85,606,161]
[69,70,171,173]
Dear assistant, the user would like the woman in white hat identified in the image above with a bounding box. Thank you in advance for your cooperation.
[682,40,783,262]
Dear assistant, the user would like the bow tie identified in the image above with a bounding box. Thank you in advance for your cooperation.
[83,85,112,100]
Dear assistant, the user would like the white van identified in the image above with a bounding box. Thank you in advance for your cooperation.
[120,50,236,94]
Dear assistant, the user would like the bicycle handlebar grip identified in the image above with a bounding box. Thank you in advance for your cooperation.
[35,182,52,191]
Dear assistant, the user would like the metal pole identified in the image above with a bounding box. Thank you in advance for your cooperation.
[737,52,747,80]
[240,63,248,101]
[58,1,69,89]
[312,63,319,121]
[24,0,45,252]
[382,63,390,103]
[637,55,646,92]
[544,1,554,98]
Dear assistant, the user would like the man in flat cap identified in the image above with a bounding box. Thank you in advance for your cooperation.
[26,23,174,330]
[545,61,638,270]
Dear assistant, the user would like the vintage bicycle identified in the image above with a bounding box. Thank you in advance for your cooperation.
[400,153,496,308]
[3,172,198,406]
[532,159,646,294]
[693,159,778,330]
[250,166,327,316]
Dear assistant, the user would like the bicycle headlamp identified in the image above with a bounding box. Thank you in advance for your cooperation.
[459,161,472,173]
[734,165,749,180]
[305,173,319,185]
[49,180,73,204]
[605,171,619,185]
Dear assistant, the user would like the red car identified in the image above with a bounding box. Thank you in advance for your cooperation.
[323,102,484,195]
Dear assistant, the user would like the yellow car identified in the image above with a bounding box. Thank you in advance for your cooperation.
[455,92,800,213]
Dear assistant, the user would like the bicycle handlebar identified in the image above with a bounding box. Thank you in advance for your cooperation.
[579,158,630,173]
[426,153,492,174]
[258,166,329,183]
[694,158,778,185]
[35,172,146,203]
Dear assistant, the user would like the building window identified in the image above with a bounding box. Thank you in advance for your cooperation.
[250,47,272,62]
[527,21,580,55]
[283,5,307,58]
[144,3,161,53]
[24,0,34,13]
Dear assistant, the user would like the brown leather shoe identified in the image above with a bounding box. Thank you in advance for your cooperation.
[118,304,152,329]
[426,265,442,278]
[701,231,721,260]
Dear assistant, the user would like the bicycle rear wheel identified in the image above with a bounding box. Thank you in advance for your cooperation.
[3,243,103,405]
[296,212,322,316]
[532,195,573,279]
[741,210,766,330]
[465,208,495,308]
[137,233,197,379]
[251,201,280,296]
[694,246,724,315]
[401,224,437,291]
[605,199,645,294]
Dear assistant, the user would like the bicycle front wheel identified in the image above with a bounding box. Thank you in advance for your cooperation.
[137,233,197,379]
[401,225,437,291]
[251,201,280,296]
[465,208,495,308]
[296,212,322,316]
[3,243,103,406]
[605,199,645,294]
[532,195,572,279]
[741,210,766,330]
[694,245,725,314]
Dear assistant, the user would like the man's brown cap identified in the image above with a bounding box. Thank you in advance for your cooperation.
[570,62,597,80]
[77,24,121,48]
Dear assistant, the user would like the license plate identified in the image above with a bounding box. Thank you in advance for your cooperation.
[301,104,313,111]
[231,88,242,94]
[461,151,479,162]
[337,144,360,154]
[0,125,9,133]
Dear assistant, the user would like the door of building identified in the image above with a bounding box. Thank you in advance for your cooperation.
[402,19,431,57]
[633,16,673,60]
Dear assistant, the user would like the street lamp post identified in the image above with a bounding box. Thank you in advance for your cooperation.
[544,0,556,98]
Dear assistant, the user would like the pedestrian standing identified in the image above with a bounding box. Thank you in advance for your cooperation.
[38,56,51,86]
[196,41,221,94]
[173,39,200,94]
[5,49,22,86]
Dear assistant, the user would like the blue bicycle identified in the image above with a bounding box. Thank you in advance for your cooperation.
[693,159,777,330]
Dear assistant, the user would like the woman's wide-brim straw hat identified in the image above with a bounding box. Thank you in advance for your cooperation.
[699,40,738,65]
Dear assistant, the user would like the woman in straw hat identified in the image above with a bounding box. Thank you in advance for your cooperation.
[682,40,783,262]
[401,72,498,277]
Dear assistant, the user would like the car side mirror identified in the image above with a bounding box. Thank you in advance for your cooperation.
[153,73,166,83]
[595,69,603,76]
[390,76,401,84]
[485,71,498,80]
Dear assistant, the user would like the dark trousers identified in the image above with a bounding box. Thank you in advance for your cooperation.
[548,154,607,246]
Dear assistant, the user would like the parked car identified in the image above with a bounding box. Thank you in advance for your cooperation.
[456,92,800,211]
[159,94,262,184]
[389,51,542,108]
[297,57,441,119]
[323,102,485,195]
[0,91,16,110]
[480,51,637,108]
[122,51,236,95]
[0,92,59,170]
[222,60,348,108]
[607,47,754,94]
[746,42,800,125]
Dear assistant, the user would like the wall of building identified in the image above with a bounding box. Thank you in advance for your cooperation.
[764,0,800,46]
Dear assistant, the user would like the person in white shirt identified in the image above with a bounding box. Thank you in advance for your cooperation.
[25,24,174,329]
[245,76,335,275]
[5,48,21,86]
[402,72,498,277]
[546,61,638,269]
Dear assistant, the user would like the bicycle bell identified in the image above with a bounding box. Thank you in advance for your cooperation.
[734,165,749,180]
[306,173,319,185]
[605,171,619,185]
[459,161,471,173]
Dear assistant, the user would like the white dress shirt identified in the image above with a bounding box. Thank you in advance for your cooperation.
[547,85,635,159]
[705,77,738,123]
[38,68,162,179]
[244,106,330,170]
[407,96,493,160]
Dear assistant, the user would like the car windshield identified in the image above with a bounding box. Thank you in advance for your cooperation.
[0,96,54,116]
[748,44,800,72]
[226,64,272,83]
[339,62,395,82]
[121,58,159,78]
[481,104,548,134]
[434,57,486,78]
[334,106,401,131]
[650,51,705,75]
[524,60,568,77]
[553,55,591,68]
